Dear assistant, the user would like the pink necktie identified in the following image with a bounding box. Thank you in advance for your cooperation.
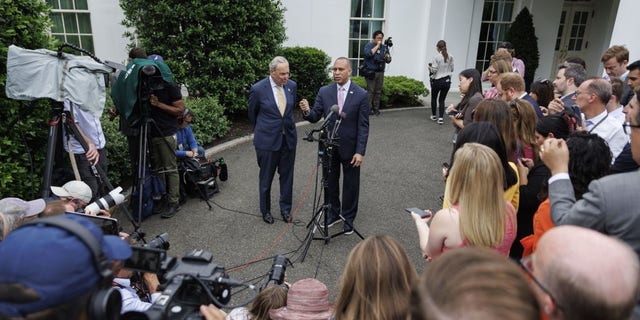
[338,87,345,113]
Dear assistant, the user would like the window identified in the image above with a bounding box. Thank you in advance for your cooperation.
[46,0,94,53]
[475,0,514,72]
[349,0,385,75]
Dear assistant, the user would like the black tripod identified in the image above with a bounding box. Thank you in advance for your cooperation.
[299,116,364,262]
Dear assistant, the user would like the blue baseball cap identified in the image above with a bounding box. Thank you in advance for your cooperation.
[0,214,131,317]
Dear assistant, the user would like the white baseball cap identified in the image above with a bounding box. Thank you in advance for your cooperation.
[50,180,92,203]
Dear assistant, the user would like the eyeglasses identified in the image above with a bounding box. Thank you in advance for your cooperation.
[539,79,550,85]
[518,256,563,312]
[623,122,640,134]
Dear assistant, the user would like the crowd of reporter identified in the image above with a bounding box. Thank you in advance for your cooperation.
[4,44,640,320]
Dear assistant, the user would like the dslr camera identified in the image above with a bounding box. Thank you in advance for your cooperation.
[384,37,393,47]
[123,246,233,320]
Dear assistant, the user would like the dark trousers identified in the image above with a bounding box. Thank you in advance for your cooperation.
[430,76,451,118]
[73,148,109,202]
[256,139,295,215]
[326,150,360,225]
[366,71,385,112]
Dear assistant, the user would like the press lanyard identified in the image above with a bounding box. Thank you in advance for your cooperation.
[588,114,608,134]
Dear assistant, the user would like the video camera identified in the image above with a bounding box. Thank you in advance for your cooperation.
[124,246,234,319]
[384,37,393,47]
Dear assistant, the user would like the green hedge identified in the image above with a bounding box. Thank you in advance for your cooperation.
[351,75,429,108]
[276,46,332,102]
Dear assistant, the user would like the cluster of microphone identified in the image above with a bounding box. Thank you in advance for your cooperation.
[304,105,346,142]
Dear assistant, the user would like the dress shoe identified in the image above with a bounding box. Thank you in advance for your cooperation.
[262,213,274,224]
[281,210,291,222]
[161,203,180,219]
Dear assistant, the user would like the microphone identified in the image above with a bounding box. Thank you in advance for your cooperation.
[330,112,347,139]
[320,105,340,130]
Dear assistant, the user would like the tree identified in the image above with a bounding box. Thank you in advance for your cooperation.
[506,7,539,90]
[0,0,55,198]
[120,0,287,112]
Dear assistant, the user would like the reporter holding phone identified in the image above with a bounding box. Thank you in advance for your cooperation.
[413,143,516,260]
[446,69,483,143]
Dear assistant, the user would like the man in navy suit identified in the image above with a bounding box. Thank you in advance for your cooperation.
[299,57,369,234]
[248,56,298,224]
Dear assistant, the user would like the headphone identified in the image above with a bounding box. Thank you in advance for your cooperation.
[19,216,122,320]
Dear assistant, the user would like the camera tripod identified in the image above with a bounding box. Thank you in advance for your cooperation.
[299,117,364,263]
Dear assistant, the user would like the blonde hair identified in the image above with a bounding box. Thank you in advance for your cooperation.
[335,235,417,320]
[448,143,506,248]
[510,99,539,156]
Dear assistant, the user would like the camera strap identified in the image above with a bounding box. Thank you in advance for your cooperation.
[65,104,82,181]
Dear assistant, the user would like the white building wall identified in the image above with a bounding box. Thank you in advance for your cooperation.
[87,0,130,64]
[610,0,640,63]
[281,0,350,65]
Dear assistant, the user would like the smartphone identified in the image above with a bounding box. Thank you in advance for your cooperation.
[65,212,119,235]
[405,207,430,218]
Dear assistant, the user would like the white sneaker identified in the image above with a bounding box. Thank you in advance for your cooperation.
[430,115,437,121]
[437,118,444,125]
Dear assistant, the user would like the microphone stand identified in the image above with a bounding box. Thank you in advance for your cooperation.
[299,112,363,263]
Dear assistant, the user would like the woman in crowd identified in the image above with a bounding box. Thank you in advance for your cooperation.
[443,122,519,212]
[529,79,555,110]
[510,99,538,161]
[474,99,518,162]
[521,131,611,257]
[428,40,454,125]
[334,234,416,320]
[483,58,512,99]
[446,68,484,141]
[513,110,578,258]
[227,284,287,320]
[410,247,540,320]
[497,41,525,77]
[416,142,516,259]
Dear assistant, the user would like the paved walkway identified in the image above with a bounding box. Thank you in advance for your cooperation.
[116,93,460,305]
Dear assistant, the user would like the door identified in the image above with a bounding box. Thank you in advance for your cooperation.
[552,3,594,72]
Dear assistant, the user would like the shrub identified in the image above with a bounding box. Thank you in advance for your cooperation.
[276,47,332,102]
[352,76,429,108]
[184,96,230,146]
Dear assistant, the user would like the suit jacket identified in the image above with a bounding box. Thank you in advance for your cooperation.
[304,82,369,160]
[521,93,543,118]
[248,77,297,151]
[549,169,640,257]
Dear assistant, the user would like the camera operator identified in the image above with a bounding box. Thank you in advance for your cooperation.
[111,237,162,314]
[362,30,392,116]
[146,54,185,219]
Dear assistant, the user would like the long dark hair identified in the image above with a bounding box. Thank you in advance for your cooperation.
[457,68,483,111]
[535,110,578,140]
[437,40,449,62]
[450,122,519,190]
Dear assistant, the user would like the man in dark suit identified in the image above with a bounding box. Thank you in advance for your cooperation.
[299,57,369,234]
[548,62,586,117]
[248,56,298,224]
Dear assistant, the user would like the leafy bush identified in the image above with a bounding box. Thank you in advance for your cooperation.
[0,0,56,198]
[352,76,429,108]
[276,47,332,102]
[184,96,230,146]
[120,0,287,113]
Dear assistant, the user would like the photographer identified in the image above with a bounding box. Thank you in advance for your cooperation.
[146,54,185,219]
[111,237,162,314]
[226,285,287,320]
[362,30,391,116]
